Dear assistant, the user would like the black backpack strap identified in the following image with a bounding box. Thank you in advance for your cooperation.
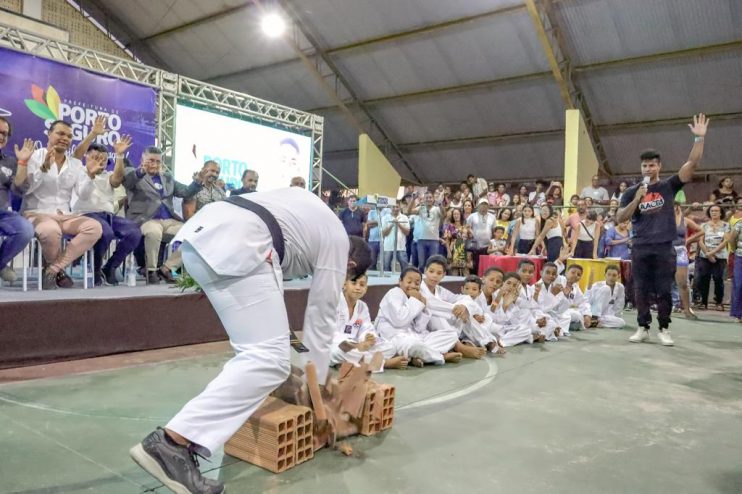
[224,196,285,265]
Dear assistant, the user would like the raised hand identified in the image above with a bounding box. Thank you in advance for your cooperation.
[113,135,133,155]
[688,113,709,137]
[41,141,55,172]
[14,138,35,162]
[87,153,107,177]
[92,115,107,136]
[551,283,563,296]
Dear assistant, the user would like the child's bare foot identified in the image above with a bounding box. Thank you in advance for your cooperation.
[455,341,486,359]
[554,327,561,337]
[384,356,409,370]
[411,357,425,368]
[444,352,463,363]
[494,346,507,355]
[486,341,497,353]
[534,333,546,343]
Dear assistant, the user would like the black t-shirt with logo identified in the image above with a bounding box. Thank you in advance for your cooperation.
[620,175,684,246]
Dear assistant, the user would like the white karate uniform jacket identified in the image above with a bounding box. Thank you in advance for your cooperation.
[331,297,396,367]
[176,187,349,382]
[586,281,626,328]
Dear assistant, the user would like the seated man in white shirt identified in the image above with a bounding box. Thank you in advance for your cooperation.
[73,140,142,286]
[381,204,410,271]
[13,120,102,289]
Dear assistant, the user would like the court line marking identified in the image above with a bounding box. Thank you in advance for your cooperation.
[0,394,167,421]
[396,358,498,411]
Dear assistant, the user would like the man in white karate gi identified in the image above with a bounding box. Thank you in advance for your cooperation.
[130,187,371,494]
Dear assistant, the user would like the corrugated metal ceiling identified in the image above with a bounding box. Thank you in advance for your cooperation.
[89,0,742,185]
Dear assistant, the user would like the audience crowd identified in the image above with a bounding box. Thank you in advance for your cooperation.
[1,116,741,324]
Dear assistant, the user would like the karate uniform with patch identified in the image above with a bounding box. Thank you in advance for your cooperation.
[586,281,626,328]
[534,276,571,338]
[420,282,493,348]
[330,297,397,368]
[519,283,558,341]
[553,281,592,331]
[375,287,452,365]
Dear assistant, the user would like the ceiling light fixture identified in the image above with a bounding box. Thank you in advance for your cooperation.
[261,13,286,38]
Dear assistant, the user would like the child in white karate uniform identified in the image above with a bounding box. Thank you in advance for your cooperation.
[331,273,410,370]
[586,264,626,328]
[554,264,593,331]
[490,272,534,347]
[477,267,507,354]
[459,275,501,353]
[420,255,489,359]
[516,259,557,342]
[376,267,462,366]
[533,262,569,338]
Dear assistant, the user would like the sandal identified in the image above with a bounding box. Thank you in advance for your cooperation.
[715,304,725,312]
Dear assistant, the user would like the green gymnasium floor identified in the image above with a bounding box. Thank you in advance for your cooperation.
[2,312,741,494]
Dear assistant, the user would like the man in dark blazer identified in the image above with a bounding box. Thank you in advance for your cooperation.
[123,146,203,283]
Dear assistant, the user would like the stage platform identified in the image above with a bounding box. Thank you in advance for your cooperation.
[0,273,464,370]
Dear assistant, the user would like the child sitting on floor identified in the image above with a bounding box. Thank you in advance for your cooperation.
[586,265,626,328]
[421,255,489,359]
[554,264,592,332]
[331,273,409,371]
[516,259,557,343]
[460,275,501,353]
[478,266,507,353]
[489,272,534,347]
[533,262,569,339]
[375,267,462,366]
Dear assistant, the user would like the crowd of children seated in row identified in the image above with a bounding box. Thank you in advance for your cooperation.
[330,255,629,372]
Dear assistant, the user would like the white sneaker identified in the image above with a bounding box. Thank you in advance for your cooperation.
[658,330,674,346]
[0,266,16,283]
[629,327,649,343]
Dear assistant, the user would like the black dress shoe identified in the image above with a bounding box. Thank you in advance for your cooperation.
[147,271,161,284]
[101,264,119,286]
[56,271,74,288]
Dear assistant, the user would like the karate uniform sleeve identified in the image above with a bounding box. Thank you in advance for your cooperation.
[577,288,592,317]
[614,283,625,316]
[356,301,378,338]
[412,308,433,334]
[379,288,426,328]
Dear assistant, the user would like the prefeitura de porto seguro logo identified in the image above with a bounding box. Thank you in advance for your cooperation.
[24,84,124,146]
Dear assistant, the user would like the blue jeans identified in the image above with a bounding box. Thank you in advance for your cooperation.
[84,212,142,271]
[732,255,742,318]
[416,239,439,270]
[368,241,380,271]
[0,210,34,268]
[383,250,409,272]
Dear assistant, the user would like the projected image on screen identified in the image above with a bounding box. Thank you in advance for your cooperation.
[173,104,312,192]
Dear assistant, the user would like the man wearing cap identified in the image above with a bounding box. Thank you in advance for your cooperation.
[466,198,496,274]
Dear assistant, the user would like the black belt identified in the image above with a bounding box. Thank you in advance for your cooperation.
[224,196,285,265]
[223,196,307,353]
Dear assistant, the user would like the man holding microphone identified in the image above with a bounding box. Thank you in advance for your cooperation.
[617,114,709,346]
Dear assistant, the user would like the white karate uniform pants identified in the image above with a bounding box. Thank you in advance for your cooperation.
[166,244,291,456]
[496,324,533,347]
[329,334,397,367]
[589,286,626,328]
[460,318,496,347]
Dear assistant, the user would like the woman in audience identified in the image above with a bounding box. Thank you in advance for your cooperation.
[509,204,539,255]
[517,185,529,205]
[712,177,737,205]
[696,204,732,311]
[546,182,564,206]
[462,199,474,221]
[443,208,470,276]
[611,181,629,202]
[510,193,522,209]
[604,220,631,259]
[571,210,601,259]
[673,202,702,318]
[584,196,595,211]
[530,204,565,261]
[496,208,512,241]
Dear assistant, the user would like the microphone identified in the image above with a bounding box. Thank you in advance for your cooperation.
[642,176,650,187]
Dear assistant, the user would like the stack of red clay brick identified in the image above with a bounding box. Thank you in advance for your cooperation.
[225,356,395,473]
[224,396,314,473]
